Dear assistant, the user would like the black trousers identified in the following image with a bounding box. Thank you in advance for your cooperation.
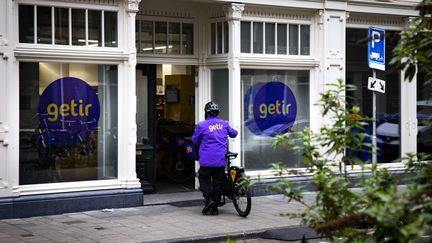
[198,166,225,204]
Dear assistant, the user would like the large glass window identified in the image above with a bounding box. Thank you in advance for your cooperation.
[346,29,401,163]
[241,70,310,170]
[19,62,118,185]
[182,23,194,54]
[265,23,275,54]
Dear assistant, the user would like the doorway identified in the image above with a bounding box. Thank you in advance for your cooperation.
[136,64,196,193]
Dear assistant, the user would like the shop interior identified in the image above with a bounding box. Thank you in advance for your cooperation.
[136,64,196,193]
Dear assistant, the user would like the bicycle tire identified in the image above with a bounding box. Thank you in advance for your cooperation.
[232,172,252,217]
[162,149,195,183]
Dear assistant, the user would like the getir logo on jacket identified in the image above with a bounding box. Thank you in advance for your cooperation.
[209,123,223,132]
[38,77,100,144]
[244,81,297,137]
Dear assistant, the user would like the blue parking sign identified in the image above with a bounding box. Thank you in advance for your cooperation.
[368,27,385,71]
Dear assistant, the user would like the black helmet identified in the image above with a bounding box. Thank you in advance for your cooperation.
[204,101,220,117]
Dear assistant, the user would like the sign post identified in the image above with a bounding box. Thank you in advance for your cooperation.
[368,26,385,164]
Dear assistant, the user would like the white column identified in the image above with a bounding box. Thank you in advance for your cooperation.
[224,3,244,166]
[118,0,141,188]
[400,60,417,157]
[0,0,17,198]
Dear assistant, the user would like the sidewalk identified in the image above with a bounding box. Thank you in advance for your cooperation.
[0,192,316,243]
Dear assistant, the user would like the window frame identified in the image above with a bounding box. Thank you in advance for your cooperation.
[135,16,195,56]
[239,18,312,57]
[17,3,119,48]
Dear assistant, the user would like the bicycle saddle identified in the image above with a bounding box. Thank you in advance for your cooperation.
[226,152,238,159]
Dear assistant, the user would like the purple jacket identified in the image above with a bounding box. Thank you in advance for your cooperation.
[192,116,238,167]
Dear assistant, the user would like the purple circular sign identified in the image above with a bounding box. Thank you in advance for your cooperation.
[38,77,100,145]
[244,81,297,137]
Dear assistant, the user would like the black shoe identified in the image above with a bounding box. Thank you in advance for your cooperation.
[202,200,216,215]
[210,206,218,215]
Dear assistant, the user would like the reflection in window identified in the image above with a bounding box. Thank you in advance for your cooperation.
[265,23,275,54]
[211,69,229,120]
[300,25,310,55]
[88,10,102,47]
[72,9,85,46]
[289,24,299,55]
[37,6,52,44]
[224,22,229,54]
[155,22,167,54]
[168,22,181,54]
[211,23,216,54]
[141,21,153,53]
[217,22,223,54]
[19,62,118,185]
[417,68,432,154]
[241,21,251,53]
[55,8,69,45]
[241,69,310,170]
[346,29,401,163]
[182,23,194,54]
[104,11,118,47]
[277,24,287,55]
[19,5,35,43]
[253,22,263,54]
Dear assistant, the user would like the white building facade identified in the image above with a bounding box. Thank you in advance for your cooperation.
[0,0,427,218]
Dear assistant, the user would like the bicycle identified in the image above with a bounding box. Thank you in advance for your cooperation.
[219,151,252,217]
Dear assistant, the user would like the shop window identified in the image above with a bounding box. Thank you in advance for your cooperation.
[241,70,310,170]
[346,29,401,163]
[210,21,228,55]
[136,20,194,55]
[19,62,118,185]
[211,69,229,120]
[18,4,118,47]
[241,21,310,56]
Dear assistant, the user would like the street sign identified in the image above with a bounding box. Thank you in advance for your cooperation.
[368,77,385,93]
[368,27,385,71]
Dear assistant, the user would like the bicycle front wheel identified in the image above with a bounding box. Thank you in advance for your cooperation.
[163,149,195,183]
[232,173,252,217]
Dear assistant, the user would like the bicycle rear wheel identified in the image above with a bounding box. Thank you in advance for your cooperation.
[232,172,252,217]
[163,149,195,183]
